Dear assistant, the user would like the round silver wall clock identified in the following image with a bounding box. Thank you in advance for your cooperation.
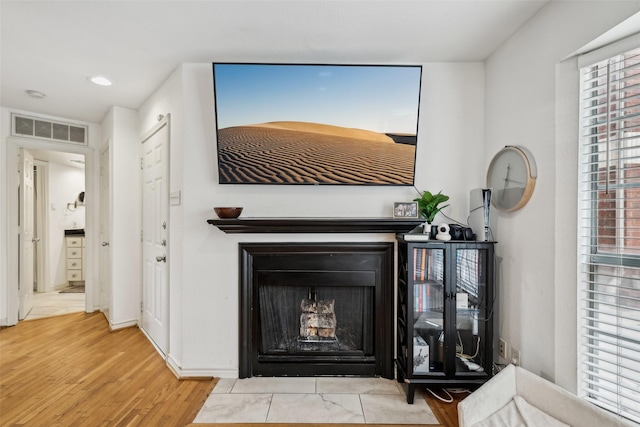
[486,145,537,212]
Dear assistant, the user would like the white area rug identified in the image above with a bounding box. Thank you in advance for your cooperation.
[193,377,439,424]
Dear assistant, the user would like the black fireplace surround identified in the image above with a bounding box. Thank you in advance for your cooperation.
[239,242,394,378]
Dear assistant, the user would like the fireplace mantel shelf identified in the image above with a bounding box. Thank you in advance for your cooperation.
[207,217,424,234]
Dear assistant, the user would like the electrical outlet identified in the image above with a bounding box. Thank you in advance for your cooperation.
[498,338,507,359]
[511,347,521,366]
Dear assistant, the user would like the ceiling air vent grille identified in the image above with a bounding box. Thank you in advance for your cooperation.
[11,114,88,145]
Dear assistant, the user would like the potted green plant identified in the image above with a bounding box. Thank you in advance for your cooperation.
[414,190,450,230]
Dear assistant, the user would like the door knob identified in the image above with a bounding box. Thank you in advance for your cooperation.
[101,242,110,246]
[156,255,167,262]
[31,237,40,243]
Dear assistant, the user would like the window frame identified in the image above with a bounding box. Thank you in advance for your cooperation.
[578,47,640,425]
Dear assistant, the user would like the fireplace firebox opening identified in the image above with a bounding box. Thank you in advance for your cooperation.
[239,242,394,378]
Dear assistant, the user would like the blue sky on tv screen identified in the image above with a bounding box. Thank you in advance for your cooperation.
[213,64,422,135]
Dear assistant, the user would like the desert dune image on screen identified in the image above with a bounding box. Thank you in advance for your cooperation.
[213,64,422,185]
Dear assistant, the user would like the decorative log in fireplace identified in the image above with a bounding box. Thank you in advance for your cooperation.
[239,242,394,378]
[300,298,336,339]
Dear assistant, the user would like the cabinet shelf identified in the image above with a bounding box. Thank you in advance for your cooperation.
[396,238,495,403]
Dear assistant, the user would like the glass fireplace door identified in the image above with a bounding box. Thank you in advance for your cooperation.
[258,283,374,356]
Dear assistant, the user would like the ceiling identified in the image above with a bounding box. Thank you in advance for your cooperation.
[1,0,551,125]
[29,149,85,170]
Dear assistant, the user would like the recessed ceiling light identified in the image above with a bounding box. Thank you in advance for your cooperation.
[89,76,112,86]
[25,90,46,99]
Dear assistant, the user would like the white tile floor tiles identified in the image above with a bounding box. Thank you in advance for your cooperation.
[193,377,439,425]
[23,290,85,321]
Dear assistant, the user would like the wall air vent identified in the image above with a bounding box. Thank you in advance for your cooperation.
[11,113,88,145]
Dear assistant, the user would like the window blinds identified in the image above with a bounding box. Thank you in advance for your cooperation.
[579,47,640,424]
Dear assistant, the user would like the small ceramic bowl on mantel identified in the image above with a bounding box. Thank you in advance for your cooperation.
[214,207,243,219]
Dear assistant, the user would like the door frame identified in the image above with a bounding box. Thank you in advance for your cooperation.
[6,137,94,325]
[18,148,35,320]
[99,141,111,317]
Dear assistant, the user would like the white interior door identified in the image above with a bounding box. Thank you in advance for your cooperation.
[33,160,49,294]
[99,145,111,316]
[19,148,35,319]
[33,161,45,293]
[141,119,169,355]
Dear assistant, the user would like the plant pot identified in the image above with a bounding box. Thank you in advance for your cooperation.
[423,223,438,239]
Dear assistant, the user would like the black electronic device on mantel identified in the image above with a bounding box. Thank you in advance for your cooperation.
[448,224,475,241]
[212,63,423,186]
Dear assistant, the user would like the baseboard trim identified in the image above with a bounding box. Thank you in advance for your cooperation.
[109,318,138,331]
[166,355,235,379]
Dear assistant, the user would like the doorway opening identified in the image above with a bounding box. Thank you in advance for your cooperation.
[6,137,92,325]
[25,149,87,320]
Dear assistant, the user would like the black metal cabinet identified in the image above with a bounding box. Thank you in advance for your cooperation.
[396,237,495,403]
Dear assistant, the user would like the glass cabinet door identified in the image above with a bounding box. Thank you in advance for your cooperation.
[454,248,488,374]
[412,247,445,374]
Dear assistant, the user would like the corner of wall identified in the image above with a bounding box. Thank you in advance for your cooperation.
[554,57,580,393]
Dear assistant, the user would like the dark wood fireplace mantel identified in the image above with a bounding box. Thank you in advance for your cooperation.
[207,217,424,234]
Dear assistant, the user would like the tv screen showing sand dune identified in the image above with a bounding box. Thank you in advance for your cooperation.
[213,63,422,185]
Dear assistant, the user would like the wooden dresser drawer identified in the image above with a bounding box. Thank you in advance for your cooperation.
[66,270,82,281]
[67,248,82,259]
[66,259,82,270]
[66,237,82,247]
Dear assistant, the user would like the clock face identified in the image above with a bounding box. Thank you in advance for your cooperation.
[487,146,536,211]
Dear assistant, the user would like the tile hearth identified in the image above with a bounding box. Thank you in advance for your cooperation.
[194,377,439,424]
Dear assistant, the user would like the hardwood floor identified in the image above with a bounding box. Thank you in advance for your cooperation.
[422,389,466,427]
[0,311,463,426]
[0,312,216,426]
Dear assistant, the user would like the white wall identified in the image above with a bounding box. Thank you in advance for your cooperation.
[46,162,85,289]
[484,0,640,390]
[139,62,485,376]
[100,106,141,329]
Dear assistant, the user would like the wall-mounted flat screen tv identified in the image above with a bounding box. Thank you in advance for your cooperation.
[212,63,422,185]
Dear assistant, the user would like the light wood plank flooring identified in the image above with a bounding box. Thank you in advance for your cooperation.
[0,312,216,426]
[0,311,463,426]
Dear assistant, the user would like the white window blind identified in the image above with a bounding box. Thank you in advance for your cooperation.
[579,47,640,424]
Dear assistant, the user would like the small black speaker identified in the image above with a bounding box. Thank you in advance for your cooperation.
[449,224,475,241]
